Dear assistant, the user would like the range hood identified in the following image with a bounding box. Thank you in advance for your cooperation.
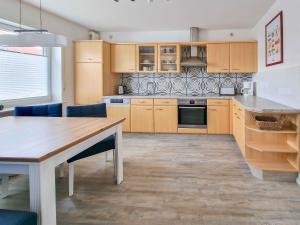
[181,27,207,67]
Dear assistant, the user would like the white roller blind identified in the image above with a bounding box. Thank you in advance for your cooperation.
[0,49,49,101]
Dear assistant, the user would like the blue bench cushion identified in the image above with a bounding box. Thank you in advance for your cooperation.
[67,135,115,163]
[67,103,107,118]
[0,209,37,225]
[15,103,62,117]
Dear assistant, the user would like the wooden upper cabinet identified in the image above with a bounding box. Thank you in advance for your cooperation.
[75,63,103,105]
[158,44,180,73]
[74,41,103,63]
[136,44,158,73]
[111,44,136,73]
[230,42,258,73]
[207,43,230,73]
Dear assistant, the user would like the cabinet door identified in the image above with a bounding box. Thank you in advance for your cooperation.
[207,43,230,73]
[154,106,178,133]
[207,106,230,134]
[131,105,154,133]
[230,42,257,73]
[75,63,103,105]
[74,41,103,63]
[136,44,158,73]
[111,44,136,73]
[158,44,180,73]
[107,105,131,132]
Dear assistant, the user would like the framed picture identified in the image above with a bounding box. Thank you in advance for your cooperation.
[265,11,283,67]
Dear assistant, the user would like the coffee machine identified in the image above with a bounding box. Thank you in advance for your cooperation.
[241,82,255,96]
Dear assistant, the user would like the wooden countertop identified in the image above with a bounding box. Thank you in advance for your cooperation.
[0,116,125,163]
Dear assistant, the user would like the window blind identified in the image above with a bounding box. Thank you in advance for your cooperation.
[0,50,49,101]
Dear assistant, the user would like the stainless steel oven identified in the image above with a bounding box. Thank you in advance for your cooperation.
[178,99,207,128]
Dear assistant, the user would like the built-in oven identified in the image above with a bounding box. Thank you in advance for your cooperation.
[178,99,207,128]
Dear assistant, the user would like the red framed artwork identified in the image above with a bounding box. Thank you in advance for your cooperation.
[265,11,284,67]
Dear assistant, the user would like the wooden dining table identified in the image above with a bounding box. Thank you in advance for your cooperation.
[0,116,125,225]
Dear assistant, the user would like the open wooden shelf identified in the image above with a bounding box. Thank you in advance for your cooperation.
[287,155,298,170]
[246,124,297,134]
[247,158,298,172]
[246,142,298,153]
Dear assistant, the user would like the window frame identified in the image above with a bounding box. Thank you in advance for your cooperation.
[0,21,52,108]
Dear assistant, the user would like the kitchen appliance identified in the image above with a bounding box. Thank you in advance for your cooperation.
[178,99,207,128]
[219,87,236,96]
[104,98,130,105]
[118,85,125,95]
[180,27,207,67]
[241,82,255,96]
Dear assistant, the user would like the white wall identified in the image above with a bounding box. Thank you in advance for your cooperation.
[101,29,254,43]
[252,0,300,108]
[0,0,90,105]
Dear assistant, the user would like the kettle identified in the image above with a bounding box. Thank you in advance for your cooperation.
[118,85,125,95]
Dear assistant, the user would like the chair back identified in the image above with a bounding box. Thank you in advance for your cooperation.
[67,103,107,118]
[14,103,62,117]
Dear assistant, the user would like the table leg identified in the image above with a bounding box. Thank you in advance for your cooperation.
[29,163,57,225]
[0,175,9,199]
[115,124,123,184]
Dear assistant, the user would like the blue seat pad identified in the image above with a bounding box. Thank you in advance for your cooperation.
[67,135,115,163]
[0,209,37,225]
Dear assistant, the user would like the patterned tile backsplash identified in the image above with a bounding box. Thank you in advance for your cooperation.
[121,67,252,96]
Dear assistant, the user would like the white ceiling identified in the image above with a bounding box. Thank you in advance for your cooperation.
[23,0,275,32]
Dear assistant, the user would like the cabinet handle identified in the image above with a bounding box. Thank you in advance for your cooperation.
[209,109,217,111]
[156,108,164,111]
[144,109,152,111]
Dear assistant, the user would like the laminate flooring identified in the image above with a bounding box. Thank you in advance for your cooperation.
[1,134,300,225]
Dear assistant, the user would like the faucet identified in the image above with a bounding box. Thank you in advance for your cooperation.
[146,82,156,95]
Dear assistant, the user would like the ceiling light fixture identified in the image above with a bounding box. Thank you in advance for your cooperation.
[0,0,67,47]
[113,0,170,3]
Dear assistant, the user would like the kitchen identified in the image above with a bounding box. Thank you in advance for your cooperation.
[1,0,300,225]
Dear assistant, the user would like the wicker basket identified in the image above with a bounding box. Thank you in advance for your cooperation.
[255,115,284,130]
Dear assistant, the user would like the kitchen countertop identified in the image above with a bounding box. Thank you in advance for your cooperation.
[233,96,300,113]
[103,95,233,100]
[104,95,300,114]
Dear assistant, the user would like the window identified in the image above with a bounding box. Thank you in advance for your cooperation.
[0,28,51,107]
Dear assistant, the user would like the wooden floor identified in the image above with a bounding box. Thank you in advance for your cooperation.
[1,134,300,225]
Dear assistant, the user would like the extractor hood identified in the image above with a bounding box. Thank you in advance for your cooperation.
[181,27,206,67]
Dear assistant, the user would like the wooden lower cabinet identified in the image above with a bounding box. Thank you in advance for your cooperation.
[131,105,154,133]
[207,105,230,134]
[154,106,178,133]
[232,101,246,156]
[107,105,131,132]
